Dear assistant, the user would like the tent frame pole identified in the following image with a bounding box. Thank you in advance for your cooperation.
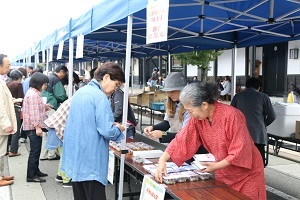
[68,37,74,98]
[118,14,133,200]
[231,44,237,100]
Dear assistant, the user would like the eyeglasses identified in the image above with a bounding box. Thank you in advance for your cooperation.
[115,81,122,89]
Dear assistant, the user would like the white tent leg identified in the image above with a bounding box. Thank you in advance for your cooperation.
[231,45,237,100]
[168,51,171,73]
[68,37,74,98]
[131,56,134,94]
[46,49,49,76]
[118,14,133,200]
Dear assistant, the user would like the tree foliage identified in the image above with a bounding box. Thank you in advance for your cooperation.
[37,63,46,70]
[174,50,222,81]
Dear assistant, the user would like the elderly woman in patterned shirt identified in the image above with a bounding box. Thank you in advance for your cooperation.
[155,82,266,200]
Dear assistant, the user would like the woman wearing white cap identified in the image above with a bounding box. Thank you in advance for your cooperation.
[144,72,188,142]
[144,72,208,160]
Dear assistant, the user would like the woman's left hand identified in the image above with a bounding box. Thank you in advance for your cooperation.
[201,159,230,173]
[201,162,218,173]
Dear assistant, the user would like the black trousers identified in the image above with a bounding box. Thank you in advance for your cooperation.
[9,106,21,153]
[255,143,266,167]
[26,130,42,178]
[72,180,106,200]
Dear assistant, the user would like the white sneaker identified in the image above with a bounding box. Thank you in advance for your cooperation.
[19,138,27,143]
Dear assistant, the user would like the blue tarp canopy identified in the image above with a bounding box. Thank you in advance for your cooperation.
[15,0,300,61]
[83,0,300,50]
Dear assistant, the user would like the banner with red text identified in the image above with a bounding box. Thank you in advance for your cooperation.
[140,175,165,200]
[146,0,169,44]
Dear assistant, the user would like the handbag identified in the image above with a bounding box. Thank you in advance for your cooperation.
[127,104,138,126]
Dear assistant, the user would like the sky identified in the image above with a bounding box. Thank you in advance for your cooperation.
[0,0,99,59]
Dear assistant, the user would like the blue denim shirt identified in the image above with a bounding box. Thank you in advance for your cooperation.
[61,79,124,185]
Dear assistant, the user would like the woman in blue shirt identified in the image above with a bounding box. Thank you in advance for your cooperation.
[62,63,126,200]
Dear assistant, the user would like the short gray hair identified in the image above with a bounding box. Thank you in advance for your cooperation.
[179,82,219,106]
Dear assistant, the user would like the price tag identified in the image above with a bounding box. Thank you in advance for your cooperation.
[107,150,115,184]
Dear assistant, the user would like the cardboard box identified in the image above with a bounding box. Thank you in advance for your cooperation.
[129,96,138,105]
[130,91,167,107]
[295,121,300,139]
[144,86,156,92]
[135,92,154,107]
[153,91,168,103]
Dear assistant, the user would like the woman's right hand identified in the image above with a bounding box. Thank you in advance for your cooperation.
[143,126,153,137]
[116,123,125,132]
[155,153,169,183]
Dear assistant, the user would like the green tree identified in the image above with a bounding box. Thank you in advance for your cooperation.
[174,50,222,82]
[37,63,46,70]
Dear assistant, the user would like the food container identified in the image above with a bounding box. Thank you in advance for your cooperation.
[198,173,212,180]
[133,156,144,164]
[188,175,199,182]
[177,177,187,183]
[180,171,199,182]
[163,177,176,184]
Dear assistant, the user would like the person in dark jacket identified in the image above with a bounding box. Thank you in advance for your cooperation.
[110,88,137,138]
[6,70,24,157]
[42,65,68,110]
[231,77,276,166]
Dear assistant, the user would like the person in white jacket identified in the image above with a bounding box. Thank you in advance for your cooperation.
[0,54,17,186]
[220,75,231,100]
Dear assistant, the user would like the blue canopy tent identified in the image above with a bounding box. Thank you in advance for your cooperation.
[16,0,300,63]
[16,0,300,95]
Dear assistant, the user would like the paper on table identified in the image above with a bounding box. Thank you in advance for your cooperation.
[132,150,163,158]
[143,159,153,164]
[193,153,216,162]
[191,160,207,170]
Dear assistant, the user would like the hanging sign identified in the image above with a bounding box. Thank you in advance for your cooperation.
[57,40,64,60]
[76,34,84,59]
[140,175,165,200]
[36,53,39,64]
[146,0,169,44]
[23,54,25,66]
[107,150,115,184]
[49,46,53,62]
[42,50,45,63]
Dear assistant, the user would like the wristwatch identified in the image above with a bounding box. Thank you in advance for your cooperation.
[161,131,167,136]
